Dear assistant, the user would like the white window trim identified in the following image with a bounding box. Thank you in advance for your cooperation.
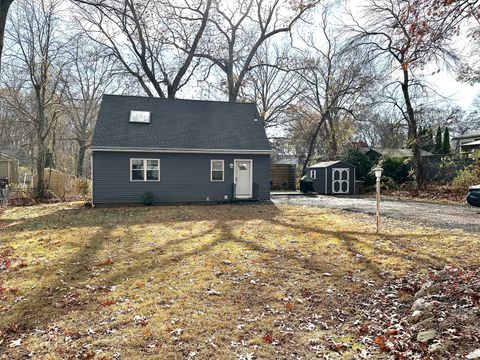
[130,158,160,182]
[210,159,224,182]
[310,169,316,179]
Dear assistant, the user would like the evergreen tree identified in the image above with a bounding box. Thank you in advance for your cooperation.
[426,127,434,152]
[443,127,451,154]
[435,126,442,154]
[418,126,434,152]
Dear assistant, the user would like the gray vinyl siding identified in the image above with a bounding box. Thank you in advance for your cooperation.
[92,151,270,204]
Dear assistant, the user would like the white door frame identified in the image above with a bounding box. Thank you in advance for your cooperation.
[332,168,350,194]
[234,159,253,199]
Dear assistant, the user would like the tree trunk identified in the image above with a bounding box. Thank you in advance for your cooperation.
[76,142,87,178]
[0,0,13,73]
[35,143,46,198]
[401,67,424,187]
[301,112,329,176]
[167,85,176,99]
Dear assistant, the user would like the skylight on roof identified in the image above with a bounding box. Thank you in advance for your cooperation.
[129,110,151,123]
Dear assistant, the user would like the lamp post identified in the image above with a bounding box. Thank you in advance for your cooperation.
[373,166,383,235]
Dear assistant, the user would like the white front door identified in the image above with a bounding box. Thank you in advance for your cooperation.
[234,159,252,199]
[332,168,349,194]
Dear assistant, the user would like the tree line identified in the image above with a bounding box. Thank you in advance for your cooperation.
[0,0,479,197]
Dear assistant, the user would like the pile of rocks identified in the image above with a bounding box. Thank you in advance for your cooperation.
[358,267,480,358]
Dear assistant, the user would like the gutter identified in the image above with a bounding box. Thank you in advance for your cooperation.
[90,146,273,155]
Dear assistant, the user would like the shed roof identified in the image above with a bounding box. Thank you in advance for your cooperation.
[309,161,353,168]
[463,139,480,147]
[452,131,480,140]
[91,95,271,152]
[0,152,16,160]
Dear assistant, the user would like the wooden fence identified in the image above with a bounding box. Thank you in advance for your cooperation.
[271,164,296,190]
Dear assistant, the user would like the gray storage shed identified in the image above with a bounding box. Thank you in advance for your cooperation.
[308,161,356,195]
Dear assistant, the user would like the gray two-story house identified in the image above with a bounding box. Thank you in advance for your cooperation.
[90,95,271,206]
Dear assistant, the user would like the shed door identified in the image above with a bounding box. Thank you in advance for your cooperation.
[234,159,253,199]
[332,168,349,194]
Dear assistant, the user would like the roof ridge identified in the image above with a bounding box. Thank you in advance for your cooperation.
[102,94,257,106]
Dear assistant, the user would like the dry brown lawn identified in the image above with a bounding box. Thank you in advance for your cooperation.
[0,202,479,359]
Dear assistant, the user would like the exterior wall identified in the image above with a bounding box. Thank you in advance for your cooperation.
[309,163,355,195]
[311,168,326,194]
[0,160,19,184]
[92,151,270,205]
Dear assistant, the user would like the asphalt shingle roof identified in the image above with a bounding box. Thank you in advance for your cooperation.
[91,95,271,151]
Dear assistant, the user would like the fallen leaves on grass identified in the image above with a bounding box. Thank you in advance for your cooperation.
[262,334,273,344]
[358,266,480,359]
[100,299,116,306]
[1,202,479,359]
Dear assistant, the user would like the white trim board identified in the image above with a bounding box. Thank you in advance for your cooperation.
[130,158,161,182]
[210,159,225,182]
[91,147,272,155]
[332,168,350,194]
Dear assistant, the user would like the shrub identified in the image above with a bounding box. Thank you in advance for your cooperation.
[142,192,154,206]
[379,156,411,183]
[452,150,480,190]
[381,176,400,190]
[79,180,90,197]
[341,149,374,184]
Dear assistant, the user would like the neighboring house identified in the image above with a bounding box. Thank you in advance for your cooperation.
[452,132,480,153]
[0,152,19,184]
[308,161,356,195]
[363,148,433,160]
[90,95,272,206]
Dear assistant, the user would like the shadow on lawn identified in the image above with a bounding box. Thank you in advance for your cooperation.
[1,204,283,333]
[1,202,448,340]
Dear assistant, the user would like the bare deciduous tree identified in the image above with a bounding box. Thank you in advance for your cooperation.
[195,0,318,102]
[239,43,303,129]
[296,3,376,175]
[74,0,212,98]
[62,37,118,177]
[0,0,13,73]
[349,0,459,186]
[2,0,66,197]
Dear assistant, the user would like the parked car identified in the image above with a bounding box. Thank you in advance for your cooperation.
[467,185,480,207]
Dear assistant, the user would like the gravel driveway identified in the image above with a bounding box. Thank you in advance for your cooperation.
[272,195,480,234]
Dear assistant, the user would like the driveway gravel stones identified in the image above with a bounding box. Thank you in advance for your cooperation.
[272,195,480,234]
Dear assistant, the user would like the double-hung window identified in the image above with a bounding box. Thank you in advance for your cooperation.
[310,169,317,179]
[131,159,160,181]
[210,160,224,181]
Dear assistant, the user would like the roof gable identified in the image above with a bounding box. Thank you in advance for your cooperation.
[91,95,271,152]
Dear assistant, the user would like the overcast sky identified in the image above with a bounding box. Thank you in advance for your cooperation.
[344,0,480,110]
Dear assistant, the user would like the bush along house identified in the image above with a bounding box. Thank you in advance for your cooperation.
[90,95,272,206]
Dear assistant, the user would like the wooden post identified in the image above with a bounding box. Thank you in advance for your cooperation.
[376,176,380,235]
